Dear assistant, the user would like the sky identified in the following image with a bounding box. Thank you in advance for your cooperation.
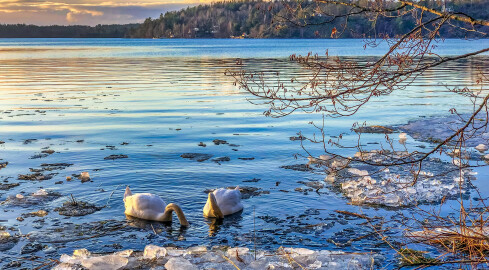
[0,0,202,25]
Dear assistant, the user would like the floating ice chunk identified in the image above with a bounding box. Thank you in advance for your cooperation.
[226,247,249,257]
[81,255,128,270]
[319,154,332,161]
[165,257,198,270]
[476,144,488,152]
[143,245,167,259]
[325,173,335,182]
[307,156,318,163]
[452,159,462,166]
[431,180,441,185]
[0,231,11,239]
[308,260,323,269]
[283,247,318,265]
[32,189,48,196]
[199,251,226,263]
[348,168,369,176]
[384,194,400,206]
[166,247,186,257]
[80,172,90,181]
[187,246,207,254]
[115,249,133,257]
[404,187,416,194]
[73,248,91,258]
[52,263,80,270]
[225,247,252,264]
[454,176,464,183]
[418,171,433,176]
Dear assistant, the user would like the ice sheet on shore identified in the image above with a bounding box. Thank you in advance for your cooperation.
[53,245,381,270]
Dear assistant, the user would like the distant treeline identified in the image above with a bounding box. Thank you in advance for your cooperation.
[0,24,139,38]
[128,0,489,39]
[1,0,488,38]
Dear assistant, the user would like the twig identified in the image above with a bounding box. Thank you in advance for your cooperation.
[253,205,257,260]
[221,254,241,270]
[105,184,121,207]
[335,210,372,221]
[278,246,306,270]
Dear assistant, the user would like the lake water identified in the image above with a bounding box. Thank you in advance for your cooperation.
[0,38,488,268]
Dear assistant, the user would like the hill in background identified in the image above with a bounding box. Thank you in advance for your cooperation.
[0,0,487,38]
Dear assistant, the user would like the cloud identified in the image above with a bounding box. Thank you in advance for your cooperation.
[66,7,103,23]
[0,0,200,25]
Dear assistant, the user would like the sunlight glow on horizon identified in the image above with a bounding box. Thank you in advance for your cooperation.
[0,0,213,25]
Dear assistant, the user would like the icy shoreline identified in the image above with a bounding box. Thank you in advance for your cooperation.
[53,245,382,270]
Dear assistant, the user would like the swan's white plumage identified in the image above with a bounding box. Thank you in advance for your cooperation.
[124,191,167,221]
[204,187,243,217]
[123,186,189,226]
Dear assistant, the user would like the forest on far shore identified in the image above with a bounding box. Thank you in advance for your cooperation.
[0,24,138,38]
[1,0,488,38]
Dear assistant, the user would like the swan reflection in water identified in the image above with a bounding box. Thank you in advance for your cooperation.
[125,214,188,237]
[205,209,244,237]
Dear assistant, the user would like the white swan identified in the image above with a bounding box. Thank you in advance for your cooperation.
[123,186,189,226]
[203,187,243,218]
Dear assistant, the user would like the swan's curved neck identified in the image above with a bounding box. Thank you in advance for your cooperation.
[207,192,224,219]
[160,203,189,227]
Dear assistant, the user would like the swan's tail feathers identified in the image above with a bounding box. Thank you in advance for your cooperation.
[124,186,132,202]
[209,192,224,219]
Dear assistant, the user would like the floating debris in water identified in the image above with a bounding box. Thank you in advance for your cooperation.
[212,139,228,145]
[181,153,213,162]
[0,182,19,191]
[0,162,7,170]
[212,156,230,163]
[280,164,312,172]
[22,210,48,218]
[289,135,306,141]
[80,172,91,182]
[1,189,61,207]
[0,231,18,252]
[54,197,103,216]
[242,178,260,183]
[354,125,394,134]
[104,154,128,160]
[18,171,57,181]
[238,157,254,160]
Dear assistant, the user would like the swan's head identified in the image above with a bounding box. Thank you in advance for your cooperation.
[165,203,190,227]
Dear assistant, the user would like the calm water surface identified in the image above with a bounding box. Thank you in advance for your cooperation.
[0,38,488,267]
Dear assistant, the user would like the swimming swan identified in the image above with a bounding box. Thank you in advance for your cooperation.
[203,187,243,218]
[123,186,189,226]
